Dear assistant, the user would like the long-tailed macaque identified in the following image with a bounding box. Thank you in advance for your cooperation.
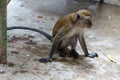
[7,9,98,63]
[39,9,98,63]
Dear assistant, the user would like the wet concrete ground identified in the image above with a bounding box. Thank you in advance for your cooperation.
[1,0,120,80]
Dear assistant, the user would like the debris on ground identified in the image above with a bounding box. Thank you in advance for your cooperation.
[107,55,116,63]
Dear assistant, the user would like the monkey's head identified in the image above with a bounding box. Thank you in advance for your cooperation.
[74,9,92,28]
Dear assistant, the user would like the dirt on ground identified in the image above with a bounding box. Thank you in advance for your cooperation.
[1,0,120,80]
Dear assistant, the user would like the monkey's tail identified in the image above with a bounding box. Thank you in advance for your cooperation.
[7,26,52,41]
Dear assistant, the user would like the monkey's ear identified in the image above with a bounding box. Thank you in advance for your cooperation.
[74,14,80,21]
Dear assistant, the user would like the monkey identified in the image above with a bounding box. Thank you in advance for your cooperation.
[7,9,98,63]
[39,9,98,63]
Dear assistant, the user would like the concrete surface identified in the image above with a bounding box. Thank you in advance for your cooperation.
[1,0,120,80]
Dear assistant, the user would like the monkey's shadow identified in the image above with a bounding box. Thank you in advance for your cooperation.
[52,54,95,71]
[23,43,95,70]
[53,48,95,69]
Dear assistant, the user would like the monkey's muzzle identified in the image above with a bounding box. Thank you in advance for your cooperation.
[87,21,92,27]
[84,19,92,28]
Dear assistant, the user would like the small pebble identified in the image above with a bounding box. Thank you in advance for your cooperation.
[37,16,43,18]
[113,29,117,32]
[0,69,5,74]
[27,54,30,57]
[108,16,111,19]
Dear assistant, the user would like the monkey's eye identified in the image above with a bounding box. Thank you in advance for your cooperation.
[75,14,85,21]
[74,14,81,21]
[76,14,80,19]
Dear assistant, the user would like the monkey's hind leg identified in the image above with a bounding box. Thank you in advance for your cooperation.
[69,49,79,59]
[56,40,70,57]
[56,49,67,57]
[57,48,79,59]
[69,36,79,59]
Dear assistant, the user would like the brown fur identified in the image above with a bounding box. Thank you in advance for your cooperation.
[52,9,91,37]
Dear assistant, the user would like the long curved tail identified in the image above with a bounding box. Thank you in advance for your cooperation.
[7,26,52,41]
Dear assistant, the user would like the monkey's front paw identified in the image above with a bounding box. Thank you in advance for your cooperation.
[86,53,98,58]
[39,58,51,63]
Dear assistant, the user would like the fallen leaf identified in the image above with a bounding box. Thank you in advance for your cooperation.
[107,55,116,63]
[37,16,42,18]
